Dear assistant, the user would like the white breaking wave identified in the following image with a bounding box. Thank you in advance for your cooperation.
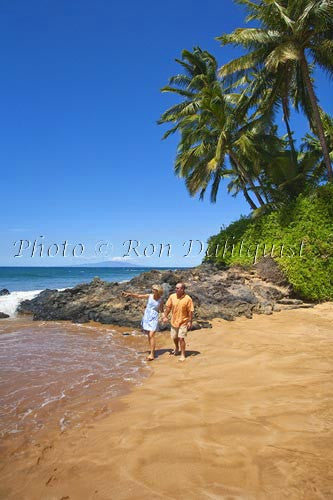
[0,290,43,317]
[0,287,71,318]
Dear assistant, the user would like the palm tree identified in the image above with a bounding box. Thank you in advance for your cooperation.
[217,0,333,181]
[301,110,333,177]
[158,47,267,209]
[262,148,323,201]
[232,66,298,159]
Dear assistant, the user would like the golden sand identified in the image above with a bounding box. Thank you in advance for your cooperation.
[1,304,333,500]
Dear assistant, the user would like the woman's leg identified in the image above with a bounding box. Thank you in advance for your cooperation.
[147,330,156,360]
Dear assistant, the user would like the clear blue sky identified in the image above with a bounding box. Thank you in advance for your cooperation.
[1,0,331,267]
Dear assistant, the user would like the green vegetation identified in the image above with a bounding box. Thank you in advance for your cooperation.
[158,0,333,300]
[158,0,332,208]
[217,0,333,181]
[205,185,333,301]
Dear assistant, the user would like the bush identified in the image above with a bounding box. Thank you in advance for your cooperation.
[205,185,333,301]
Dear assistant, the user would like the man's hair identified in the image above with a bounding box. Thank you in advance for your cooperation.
[177,282,186,290]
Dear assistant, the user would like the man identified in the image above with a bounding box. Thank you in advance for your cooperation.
[162,282,194,362]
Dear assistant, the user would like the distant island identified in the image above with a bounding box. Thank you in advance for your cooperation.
[76,261,140,268]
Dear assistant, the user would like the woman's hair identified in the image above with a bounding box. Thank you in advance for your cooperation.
[152,284,164,298]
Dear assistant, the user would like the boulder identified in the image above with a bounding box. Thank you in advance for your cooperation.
[254,257,289,286]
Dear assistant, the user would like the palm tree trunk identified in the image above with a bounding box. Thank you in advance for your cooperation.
[282,96,296,159]
[243,185,258,210]
[260,184,270,204]
[300,52,332,181]
[253,175,270,203]
[229,151,266,207]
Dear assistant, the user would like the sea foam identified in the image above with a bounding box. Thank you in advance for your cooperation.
[0,290,43,317]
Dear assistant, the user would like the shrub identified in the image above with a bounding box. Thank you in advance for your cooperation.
[205,185,333,301]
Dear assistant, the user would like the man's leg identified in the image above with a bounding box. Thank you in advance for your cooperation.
[179,338,186,361]
[170,326,180,355]
[178,326,187,361]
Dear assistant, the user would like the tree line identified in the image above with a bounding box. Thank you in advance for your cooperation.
[158,0,333,213]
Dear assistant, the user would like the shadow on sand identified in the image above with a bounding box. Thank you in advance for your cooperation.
[140,348,201,359]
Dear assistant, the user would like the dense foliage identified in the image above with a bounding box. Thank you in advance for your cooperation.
[158,0,333,300]
[205,185,333,301]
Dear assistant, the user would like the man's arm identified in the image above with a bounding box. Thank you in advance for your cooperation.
[162,298,172,323]
[187,298,194,329]
[187,310,193,329]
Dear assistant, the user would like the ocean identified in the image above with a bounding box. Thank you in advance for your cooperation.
[0,266,178,453]
[0,266,177,317]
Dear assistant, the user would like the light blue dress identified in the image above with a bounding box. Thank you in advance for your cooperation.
[141,294,162,331]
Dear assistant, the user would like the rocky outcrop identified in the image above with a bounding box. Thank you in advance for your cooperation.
[253,256,288,286]
[17,259,314,329]
[0,312,10,318]
[0,288,10,296]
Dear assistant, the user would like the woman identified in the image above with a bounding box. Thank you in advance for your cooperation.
[122,285,164,361]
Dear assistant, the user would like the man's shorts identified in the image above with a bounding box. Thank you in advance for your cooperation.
[170,325,188,339]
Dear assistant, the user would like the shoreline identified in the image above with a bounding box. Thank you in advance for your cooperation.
[1,303,333,499]
[0,319,150,456]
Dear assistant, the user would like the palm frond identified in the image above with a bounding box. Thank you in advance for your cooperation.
[265,42,299,70]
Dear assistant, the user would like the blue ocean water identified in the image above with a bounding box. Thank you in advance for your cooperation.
[0,266,180,292]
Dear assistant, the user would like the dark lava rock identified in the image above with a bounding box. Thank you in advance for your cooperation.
[0,312,10,318]
[277,298,304,305]
[16,262,305,328]
[252,284,285,301]
[254,257,289,286]
[0,288,10,296]
[18,289,59,316]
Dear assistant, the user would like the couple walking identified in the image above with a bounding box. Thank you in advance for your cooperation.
[122,282,194,362]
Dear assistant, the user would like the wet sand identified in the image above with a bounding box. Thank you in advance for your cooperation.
[0,319,149,454]
[1,304,333,499]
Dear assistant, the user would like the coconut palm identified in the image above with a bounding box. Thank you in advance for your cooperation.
[158,47,267,209]
[232,66,298,160]
[302,111,333,171]
[217,0,333,181]
[297,111,333,190]
[262,148,323,202]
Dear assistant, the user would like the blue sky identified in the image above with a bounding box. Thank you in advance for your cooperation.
[0,0,332,267]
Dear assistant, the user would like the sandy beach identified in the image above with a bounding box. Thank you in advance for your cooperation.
[1,303,333,500]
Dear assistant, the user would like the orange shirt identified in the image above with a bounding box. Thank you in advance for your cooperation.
[166,293,194,328]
